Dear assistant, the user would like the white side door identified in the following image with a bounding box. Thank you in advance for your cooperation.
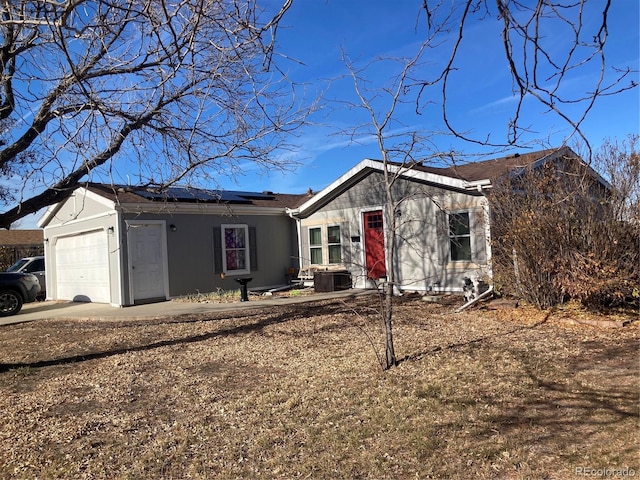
[127,222,168,302]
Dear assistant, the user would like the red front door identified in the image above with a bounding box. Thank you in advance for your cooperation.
[363,210,386,279]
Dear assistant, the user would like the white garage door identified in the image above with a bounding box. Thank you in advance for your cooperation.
[55,230,110,303]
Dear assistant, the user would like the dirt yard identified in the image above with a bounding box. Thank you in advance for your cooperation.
[0,294,637,479]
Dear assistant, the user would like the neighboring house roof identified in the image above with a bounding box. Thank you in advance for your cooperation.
[0,229,43,246]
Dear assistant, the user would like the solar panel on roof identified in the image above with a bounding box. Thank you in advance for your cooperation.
[133,187,273,204]
[218,191,278,202]
[225,191,276,200]
[135,190,165,200]
[217,192,252,203]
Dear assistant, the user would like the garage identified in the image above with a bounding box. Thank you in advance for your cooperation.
[54,230,110,303]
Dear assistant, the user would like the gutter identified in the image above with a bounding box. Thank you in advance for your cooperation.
[463,179,492,192]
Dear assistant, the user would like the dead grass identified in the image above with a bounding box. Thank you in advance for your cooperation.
[0,294,637,479]
[172,287,315,304]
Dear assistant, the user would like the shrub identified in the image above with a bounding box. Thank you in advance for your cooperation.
[489,139,639,309]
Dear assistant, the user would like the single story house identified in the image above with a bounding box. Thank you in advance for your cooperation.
[39,146,606,305]
[286,159,493,292]
[285,146,608,293]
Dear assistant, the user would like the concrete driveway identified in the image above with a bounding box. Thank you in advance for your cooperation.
[0,289,376,326]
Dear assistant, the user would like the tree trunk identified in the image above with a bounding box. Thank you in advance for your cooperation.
[383,280,396,369]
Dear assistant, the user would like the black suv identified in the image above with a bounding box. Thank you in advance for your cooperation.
[7,256,46,298]
[0,272,41,316]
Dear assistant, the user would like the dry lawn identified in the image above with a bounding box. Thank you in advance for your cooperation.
[0,294,638,479]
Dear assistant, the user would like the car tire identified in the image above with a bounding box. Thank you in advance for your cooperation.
[0,289,23,316]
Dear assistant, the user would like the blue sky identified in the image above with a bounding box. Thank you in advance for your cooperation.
[232,0,639,194]
[18,0,640,228]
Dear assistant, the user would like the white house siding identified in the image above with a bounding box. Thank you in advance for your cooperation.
[299,171,490,292]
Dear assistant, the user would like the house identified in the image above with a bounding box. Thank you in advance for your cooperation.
[0,229,44,270]
[286,160,492,292]
[286,145,608,293]
[38,185,309,306]
[38,146,606,305]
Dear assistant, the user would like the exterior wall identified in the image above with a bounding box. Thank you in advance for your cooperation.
[46,190,110,223]
[299,171,491,292]
[120,211,298,303]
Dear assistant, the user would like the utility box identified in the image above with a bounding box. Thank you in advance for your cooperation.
[314,270,352,293]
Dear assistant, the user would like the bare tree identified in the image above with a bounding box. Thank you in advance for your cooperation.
[341,44,457,370]
[336,1,637,367]
[592,134,640,224]
[0,0,308,228]
[418,1,638,149]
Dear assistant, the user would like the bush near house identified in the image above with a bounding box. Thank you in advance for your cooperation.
[489,148,639,310]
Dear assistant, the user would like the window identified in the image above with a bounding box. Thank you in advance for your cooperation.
[308,225,343,265]
[309,227,323,264]
[448,212,472,261]
[221,224,250,274]
[327,225,342,264]
[24,258,45,273]
[367,212,384,229]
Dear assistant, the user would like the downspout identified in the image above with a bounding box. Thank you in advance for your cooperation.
[481,190,493,282]
[469,179,494,284]
[460,179,494,310]
[455,285,494,313]
[286,208,303,277]
[114,208,125,307]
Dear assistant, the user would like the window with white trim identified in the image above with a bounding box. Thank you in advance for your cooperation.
[309,227,323,264]
[448,212,472,261]
[221,224,250,275]
[327,225,342,264]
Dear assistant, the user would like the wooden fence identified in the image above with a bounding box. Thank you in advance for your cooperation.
[0,245,44,271]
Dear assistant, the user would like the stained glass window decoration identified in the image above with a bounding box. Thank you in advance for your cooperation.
[222,225,249,273]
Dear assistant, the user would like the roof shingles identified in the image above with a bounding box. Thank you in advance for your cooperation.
[82,148,569,210]
[85,184,310,209]
[0,229,43,245]
[410,148,560,182]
